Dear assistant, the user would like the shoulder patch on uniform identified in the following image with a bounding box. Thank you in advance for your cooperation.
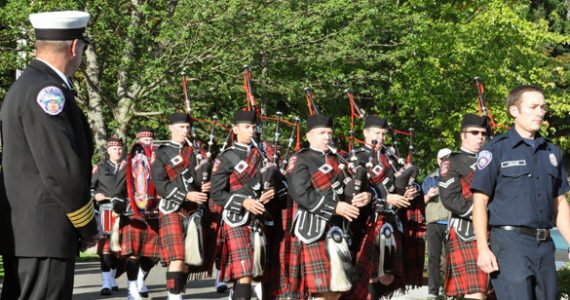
[92,164,99,174]
[549,153,558,167]
[477,150,493,170]
[37,86,65,115]
[286,155,298,174]
[440,160,450,177]
[212,158,221,174]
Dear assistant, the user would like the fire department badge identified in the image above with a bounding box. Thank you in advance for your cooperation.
[549,153,558,167]
[477,150,492,170]
[37,86,65,115]
[440,160,450,177]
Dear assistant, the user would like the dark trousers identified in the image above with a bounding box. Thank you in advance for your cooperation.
[426,222,447,295]
[490,228,559,300]
[0,255,75,300]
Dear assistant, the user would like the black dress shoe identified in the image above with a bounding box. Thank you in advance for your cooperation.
[216,284,228,293]
[111,286,119,291]
[140,291,149,298]
[100,288,112,296]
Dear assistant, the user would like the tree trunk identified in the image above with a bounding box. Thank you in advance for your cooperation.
[82,32,108,158]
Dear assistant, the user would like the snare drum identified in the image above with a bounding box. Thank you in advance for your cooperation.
[99,203,117,235]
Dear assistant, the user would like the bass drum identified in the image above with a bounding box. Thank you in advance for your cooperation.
[127,143,158,216]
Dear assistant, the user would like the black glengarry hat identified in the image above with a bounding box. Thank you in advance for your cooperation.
[364,115,388,129]
[234,110,257,125]
[169,112,191,125]
[461,113,487,130]
[106,136,123,148]
[306,114,333,132]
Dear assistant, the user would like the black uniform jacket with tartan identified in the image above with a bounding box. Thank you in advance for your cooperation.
[439,148,477,240]
[210,142,265,227]
[91,159,127,213]
[287,147,349,243]
[0,59,97,258]
[150,141,201,213]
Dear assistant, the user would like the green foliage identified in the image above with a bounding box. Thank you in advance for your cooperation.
[1,0,568,174]
[558,266,570,298]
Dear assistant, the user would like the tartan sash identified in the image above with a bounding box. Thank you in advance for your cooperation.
[311,155,340,193]
[165,146,194,181]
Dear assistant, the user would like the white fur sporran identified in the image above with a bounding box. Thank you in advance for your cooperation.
[326,226,356,292]
[184,213,204,266]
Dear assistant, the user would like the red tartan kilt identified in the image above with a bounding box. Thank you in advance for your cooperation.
[288,237,332,298]
[121,215,160,259]
[219,223,253,282]
[273,197,296,297]
[345,215,405,300]
[444,227,487,296]
[159,208,192,263]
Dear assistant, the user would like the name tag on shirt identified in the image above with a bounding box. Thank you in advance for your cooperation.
[501,160,526,168]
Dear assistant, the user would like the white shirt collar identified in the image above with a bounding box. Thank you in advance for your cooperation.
[36,58,72,90]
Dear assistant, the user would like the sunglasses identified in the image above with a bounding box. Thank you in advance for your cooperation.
[78,37,90,51]
[463,130,487,137]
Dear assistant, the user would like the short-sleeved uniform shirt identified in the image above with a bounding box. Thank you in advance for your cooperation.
[470,128,570,229]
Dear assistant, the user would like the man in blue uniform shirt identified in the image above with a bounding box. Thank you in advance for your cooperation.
[471,85,570,300]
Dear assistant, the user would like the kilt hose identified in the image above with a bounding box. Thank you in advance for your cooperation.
[444,227,487,296]
[344,215,404,300]
[288,236,333,299]
[159,208,192,263]
[120,215,160,259]
[219,223,254,283]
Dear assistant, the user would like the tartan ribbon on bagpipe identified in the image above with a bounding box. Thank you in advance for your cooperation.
[165,146,195,181]
[229,148,262,192]
[311,155,341,193]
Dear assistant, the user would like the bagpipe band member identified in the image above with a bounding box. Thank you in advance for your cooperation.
[439,113,489,299]
[210,110,278,300]
[344,115,415,300]
[286,114,371,300]
[120,127,161,299]
[150,112,210,300]
[92,136,127,296]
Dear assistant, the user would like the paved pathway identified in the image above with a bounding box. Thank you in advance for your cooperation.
[71,260,430,299]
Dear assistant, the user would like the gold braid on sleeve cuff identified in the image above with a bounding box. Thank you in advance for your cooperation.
[67,200,95,228]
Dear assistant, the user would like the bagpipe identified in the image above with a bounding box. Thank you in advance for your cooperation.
[473,76,510,138]
[243,65,309,279]
[178,72,232,268]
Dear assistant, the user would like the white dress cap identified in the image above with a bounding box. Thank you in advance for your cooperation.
[29,11,90,40]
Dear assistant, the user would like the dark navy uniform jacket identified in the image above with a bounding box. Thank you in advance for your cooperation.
[0,59,97,258]
[470,128,570,229]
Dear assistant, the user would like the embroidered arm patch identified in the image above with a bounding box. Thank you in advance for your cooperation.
[37,86,65,115]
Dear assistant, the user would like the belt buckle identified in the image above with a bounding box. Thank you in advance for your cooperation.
[536,228,548,241]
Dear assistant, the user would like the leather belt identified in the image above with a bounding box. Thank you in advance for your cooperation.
[494,225,549,241]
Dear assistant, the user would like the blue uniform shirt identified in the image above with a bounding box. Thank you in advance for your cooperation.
[470,128,570,229]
